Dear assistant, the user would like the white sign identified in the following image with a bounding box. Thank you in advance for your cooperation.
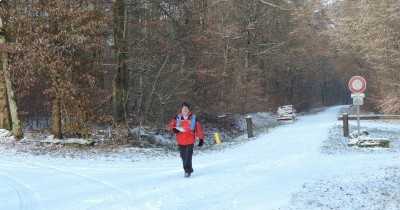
[351,93,365,105]
[352,98,363,105]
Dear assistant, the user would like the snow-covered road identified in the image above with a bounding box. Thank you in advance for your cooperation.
[1,106,399,210]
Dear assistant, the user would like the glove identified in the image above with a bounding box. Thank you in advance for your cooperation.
[173,128,180,133]
[197,139,204,146]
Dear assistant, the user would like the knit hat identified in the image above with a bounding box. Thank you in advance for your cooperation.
[181,102,190,109]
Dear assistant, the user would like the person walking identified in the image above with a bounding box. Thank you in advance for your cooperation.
[169,102,204,177]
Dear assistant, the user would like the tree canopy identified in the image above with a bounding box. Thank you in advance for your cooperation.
[0,0,397,139]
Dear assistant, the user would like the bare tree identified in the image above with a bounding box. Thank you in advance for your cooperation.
[330,0,400,113]
[0,0,23,139]
[4,0,110,138]
[112,0,130,123]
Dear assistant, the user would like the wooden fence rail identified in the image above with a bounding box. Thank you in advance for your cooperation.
[339,114,400,137]
[338,115,400,121]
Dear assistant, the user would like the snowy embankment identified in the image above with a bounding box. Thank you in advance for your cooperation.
[0,105,399,210]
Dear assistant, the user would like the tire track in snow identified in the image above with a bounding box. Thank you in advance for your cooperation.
[1,158,132,209]
[29,162,133,209]
[0,172,45,210]
[0,161,53,172]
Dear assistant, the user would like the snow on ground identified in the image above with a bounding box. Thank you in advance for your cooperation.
[0,105,400,210]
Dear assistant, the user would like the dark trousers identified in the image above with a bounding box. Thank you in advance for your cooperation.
[178,144,194,173]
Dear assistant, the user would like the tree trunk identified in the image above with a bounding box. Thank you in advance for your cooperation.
[2,53,23,139]
[88,0,94,10]
[112,0,129,122]
[239,28,251,114]
[0,13,12,130]
[136,0,149,117]
[0,3,23,139]
[50,96,62,139]
[221,40,229,109]
[0,71,11,130]
[199,0,207,29]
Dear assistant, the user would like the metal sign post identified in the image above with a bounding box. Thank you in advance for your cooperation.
[357,105,360,135]
[351,93,364,135]
[349,76,367,136]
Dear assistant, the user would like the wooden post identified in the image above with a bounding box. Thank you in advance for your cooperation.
[246,116,253,138]
[343,113,349,137]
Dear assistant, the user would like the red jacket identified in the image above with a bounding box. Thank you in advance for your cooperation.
[169,112,204,145]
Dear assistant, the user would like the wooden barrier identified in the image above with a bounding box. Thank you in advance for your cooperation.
[339,114,400,137]
[338,115,400,120]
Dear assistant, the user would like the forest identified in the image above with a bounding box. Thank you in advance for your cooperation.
[0,0,399,141]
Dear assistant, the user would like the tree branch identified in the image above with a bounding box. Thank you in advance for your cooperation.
[258,0,291,10]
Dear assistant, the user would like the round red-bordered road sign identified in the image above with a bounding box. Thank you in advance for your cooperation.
[348,76,366,93]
